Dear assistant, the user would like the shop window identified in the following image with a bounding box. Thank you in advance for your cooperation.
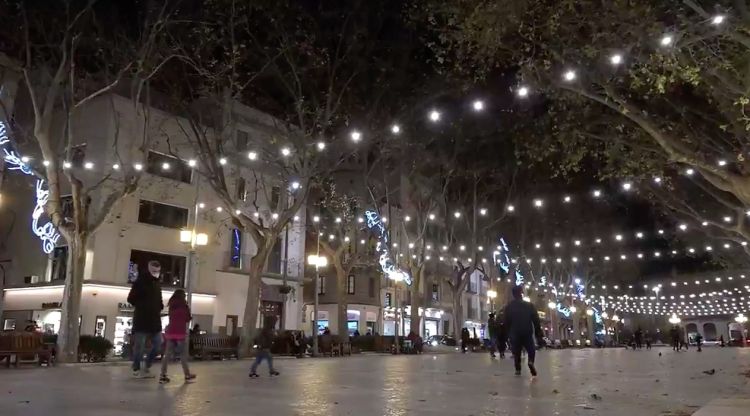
[229,228,242,268]
[347,275,355,295]
[50,246,68,282]
[236,129,249,152]
[368,277,375,297]
[347,321,359,336]
[70,144,86,168]
[384,292,392,307]
[317,276,326,295]
[138,200,188,229]
[60,196,74,223]
[270,185,281,210]
[3,319,16,330]
[128,249,186,288]
[146,151,192,184]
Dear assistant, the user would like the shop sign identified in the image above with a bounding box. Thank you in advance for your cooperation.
[118,302,135,312]
[42,302,62,309]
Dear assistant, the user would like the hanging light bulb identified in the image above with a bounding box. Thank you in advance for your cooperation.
[517,86,529,97]
[563,70,577,81]
[428,110,441,122]
[610,53,623,65]
[660,35,673,46]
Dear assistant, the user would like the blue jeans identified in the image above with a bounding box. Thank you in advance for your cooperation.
[250,349,275,374]
[132,332,162,372]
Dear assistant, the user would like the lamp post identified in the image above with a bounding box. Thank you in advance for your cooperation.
[487,289,497,311]
[307,252,327,357]
[179,229,207,346]
[547,300,557,341]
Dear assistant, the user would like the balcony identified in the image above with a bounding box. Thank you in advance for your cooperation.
[219,251,301,281]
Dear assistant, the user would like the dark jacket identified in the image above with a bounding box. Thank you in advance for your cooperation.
[127,274,163,333]
[503,299,543,340]
[254,328,274,350]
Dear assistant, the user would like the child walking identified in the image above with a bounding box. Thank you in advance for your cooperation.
[160,289,196,384]
[249,316,279,378]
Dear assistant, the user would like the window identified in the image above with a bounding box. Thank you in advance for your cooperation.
[236,178,246,201]
[138,200,188,229]
[317,276,326,295]
[146,151,192,183]
[347,275,355,295]
[270,186,281,210]
[266,238,282,274]
[432,283,439,301]
[368,278,375,297]
[384,292,392,307]
[129,249,186,288]
[50,246,68,281]
[236,130,249,152]
[70,144,86,168]
[230,229,242,268]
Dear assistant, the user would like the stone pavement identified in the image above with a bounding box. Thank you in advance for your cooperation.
[1,347,749,416]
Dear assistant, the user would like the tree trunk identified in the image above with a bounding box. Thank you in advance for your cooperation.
[238,251,267,358]
[451,290,463,338]
[56,233,88,363]
[336,266,348,337]
[409,281,421,336]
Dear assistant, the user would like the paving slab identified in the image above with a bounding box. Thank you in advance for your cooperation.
[693,398,750,416]
[1,347,749,416]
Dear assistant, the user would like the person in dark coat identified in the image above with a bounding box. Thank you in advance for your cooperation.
[669,325,680,351]
[487,313,498,358]
[504,285,544,376]
[495,310,507,358]
[250,316,279,377]
[127,260,164,378]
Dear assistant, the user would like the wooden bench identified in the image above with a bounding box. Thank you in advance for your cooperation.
[191,335,239,360]
[0,332,55,367]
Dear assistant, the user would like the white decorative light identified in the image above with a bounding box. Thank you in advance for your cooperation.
[507,205,515,212]
[563,195,571,203]
[724,216,731,223]
[219,157,227,165]
[428,110,441,122]
[563,70,576,81]
[84,162,94,170]
[391,124,401,134]
[711,15,725,25]
[636,232,643,239]
[622,182,632,191]
[235,209,242,215]
[198,202,205,209]
[216,206,223,213]
[350,130,362,142]
[271,213,278,220]
[533,199,543,208]
[653,176,662,184]
[472,100,485,111]
[247,151,258,160]
[281,147,291,156]
[685,168,695,175]
[593,189,602,198]
[162,162,170,170]
[718,159,727,166]
[134,163,143,171]
[313,215,320,223]
[291,181,301,190]
[479,208,488,216]
[316,142,326,151]
[429,213,436,220]
[679,223,688,231]
[112,164,120,170]
[660,35,673,46]
[610,54,623,65]
[453,211,461,218]
[517,86,529,97]
[615,234,623,241]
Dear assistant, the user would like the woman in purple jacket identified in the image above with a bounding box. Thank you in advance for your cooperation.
[159,290,196,383]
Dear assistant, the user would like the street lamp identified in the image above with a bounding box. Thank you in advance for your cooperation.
[586,309,594,316]
[308,253,328,357]
[487,289,497,311]
[179,229,208,340]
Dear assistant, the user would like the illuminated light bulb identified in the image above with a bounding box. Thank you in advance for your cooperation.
[429,213,436,220]
[428,110,441,122]
[133,163,142,171]
[604,256,610,261]
[723,216,731,223]
[442,245,448,251]
[688,248,695,253]
[236,210,242,215]
[610,53,623,65]
[563,70,576,81]
[20,156,30,163]
[479,208,488,216]
[706,246,713,251]
[711,15,725,25]
[593,189,602,198]
[724,243,730,249]
[84,162,94,170]
[112,164,120,170]
[701,221,708,226]
[718,159,727,166]
[563,195,571,203]
[42,160,50,167]
[316,142,325,151]
[254,212,260,218]
[622,182,632,191]
[281,147,291,156]
[472,100,485,111]
[382,217,387,223]
[507,205,515,212]
[517,86,529,97]
[357,217,364,223]
[404,215,411,222]
[312,216,320,223]
[533,199,543,208]
[360,239,366,245]
[574,240,581,246]
[658,229,664,235]
[615,234,623,241]
[660,35,673,46]
[685,168,695,175]
[636,232,644,239]
[291,181,300,190]
[554,241,561,248]
[459,245,466,251]
[219,157,227,165]
[572,257,578,263]
[198,202,205,209]
[216,206,223,213]
[409,243,415,249]
[654,251,661,257]
[391,124,401,134]
[188,159,197,167]
[679,223,688,231]
[350,130,362,142]
[453,211,461,218]
[637,253,644,259]
[162,162,170,170]
[246,151,258,161]
[556,258,562,263]
[535,243,541,249]
[653,176,662,184]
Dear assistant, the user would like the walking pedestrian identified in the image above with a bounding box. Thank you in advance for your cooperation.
[634,327,643,349]
[644,330,652,350]
[159,289,196,384]
[249,317,279,378]
[669,325,680,352]
[695,333,703,352]
[487,313,497,358]
[504,285,544,376]
[460,328,470,353]
[495,310,507,359]
[128,260,164,378]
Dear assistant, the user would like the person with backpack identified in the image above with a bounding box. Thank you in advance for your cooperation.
[159,289,196,384]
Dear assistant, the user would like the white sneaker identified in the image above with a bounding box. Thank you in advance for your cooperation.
[132,370,142,378]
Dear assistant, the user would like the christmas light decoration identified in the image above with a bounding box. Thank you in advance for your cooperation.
[365,210,412,285]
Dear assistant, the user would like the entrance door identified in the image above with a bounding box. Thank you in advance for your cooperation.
[226,315,238,336]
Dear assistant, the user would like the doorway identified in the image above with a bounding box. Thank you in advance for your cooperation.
[226,315,238,336]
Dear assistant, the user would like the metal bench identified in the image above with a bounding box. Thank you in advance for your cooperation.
[191,335,239,360]
[0,332,55,367]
